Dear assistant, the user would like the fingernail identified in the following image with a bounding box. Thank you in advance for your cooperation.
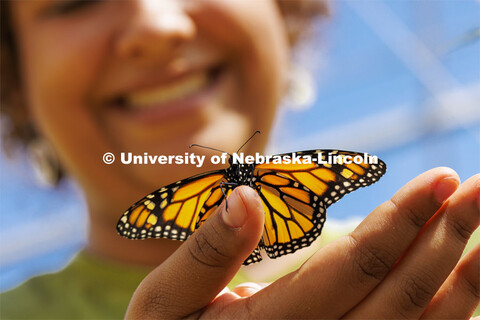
[235,282,263,290]
[221,189,247,228]
[434,177,459,203]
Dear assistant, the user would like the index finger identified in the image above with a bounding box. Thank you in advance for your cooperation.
[238,167,460,319]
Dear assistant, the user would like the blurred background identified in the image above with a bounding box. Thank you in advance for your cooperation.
[1,0,479,291]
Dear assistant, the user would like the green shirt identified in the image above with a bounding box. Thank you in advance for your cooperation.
[0,252,151,319]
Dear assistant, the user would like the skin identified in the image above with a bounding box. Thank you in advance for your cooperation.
[8,0,479,318]
[127,170,480,319]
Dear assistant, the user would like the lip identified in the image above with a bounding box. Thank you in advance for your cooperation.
[105,64,226,125]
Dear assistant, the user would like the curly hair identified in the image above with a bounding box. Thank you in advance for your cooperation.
[1,1,36,152]
[0,0,328,152]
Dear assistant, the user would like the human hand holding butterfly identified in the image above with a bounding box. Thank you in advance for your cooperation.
[125,168,479,319]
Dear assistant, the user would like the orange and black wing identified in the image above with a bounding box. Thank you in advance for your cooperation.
[194,184,263,265]
[117,170,225,241]
[254,149,386,259]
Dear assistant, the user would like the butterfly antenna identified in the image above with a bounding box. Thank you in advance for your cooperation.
[189,144,231,156]
[237,130,261,153]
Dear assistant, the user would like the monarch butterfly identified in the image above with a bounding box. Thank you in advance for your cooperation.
[117,132,386,265]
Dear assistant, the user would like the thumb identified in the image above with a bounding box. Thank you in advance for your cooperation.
[126,186,265,319]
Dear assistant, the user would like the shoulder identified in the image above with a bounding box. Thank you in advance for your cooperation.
[0,252,151,319]
[0,272,67,319]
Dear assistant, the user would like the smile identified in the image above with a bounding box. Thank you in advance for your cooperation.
[112,64,224,113]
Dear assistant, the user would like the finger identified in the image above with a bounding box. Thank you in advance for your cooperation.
[125,186,264,319]
[214,287,232,301]
[231,168,461,319]
[346,174,480,319]
[420,245,480,319]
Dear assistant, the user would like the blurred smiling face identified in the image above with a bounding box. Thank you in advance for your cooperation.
[10,0,289,218]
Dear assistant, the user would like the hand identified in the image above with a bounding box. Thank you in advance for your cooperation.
[125,168,480,319]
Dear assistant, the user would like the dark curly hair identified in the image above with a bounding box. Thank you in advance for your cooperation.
[0,0,328,153]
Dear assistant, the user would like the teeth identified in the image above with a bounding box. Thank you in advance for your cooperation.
[126,72,208,109]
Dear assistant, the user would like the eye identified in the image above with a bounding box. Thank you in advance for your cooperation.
[42,0,102,17]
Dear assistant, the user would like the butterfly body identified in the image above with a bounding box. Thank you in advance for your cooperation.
[224,158,256,186]
[117,149,386,265]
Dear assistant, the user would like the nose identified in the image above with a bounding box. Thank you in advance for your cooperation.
[115,0,195,64]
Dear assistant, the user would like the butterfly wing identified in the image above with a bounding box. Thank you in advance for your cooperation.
[253,170,325,259]
[195,184,232,229]
[194,183,264,265]
[244,246,263,265]
[254,149,386,259]
[117,170,226,241]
